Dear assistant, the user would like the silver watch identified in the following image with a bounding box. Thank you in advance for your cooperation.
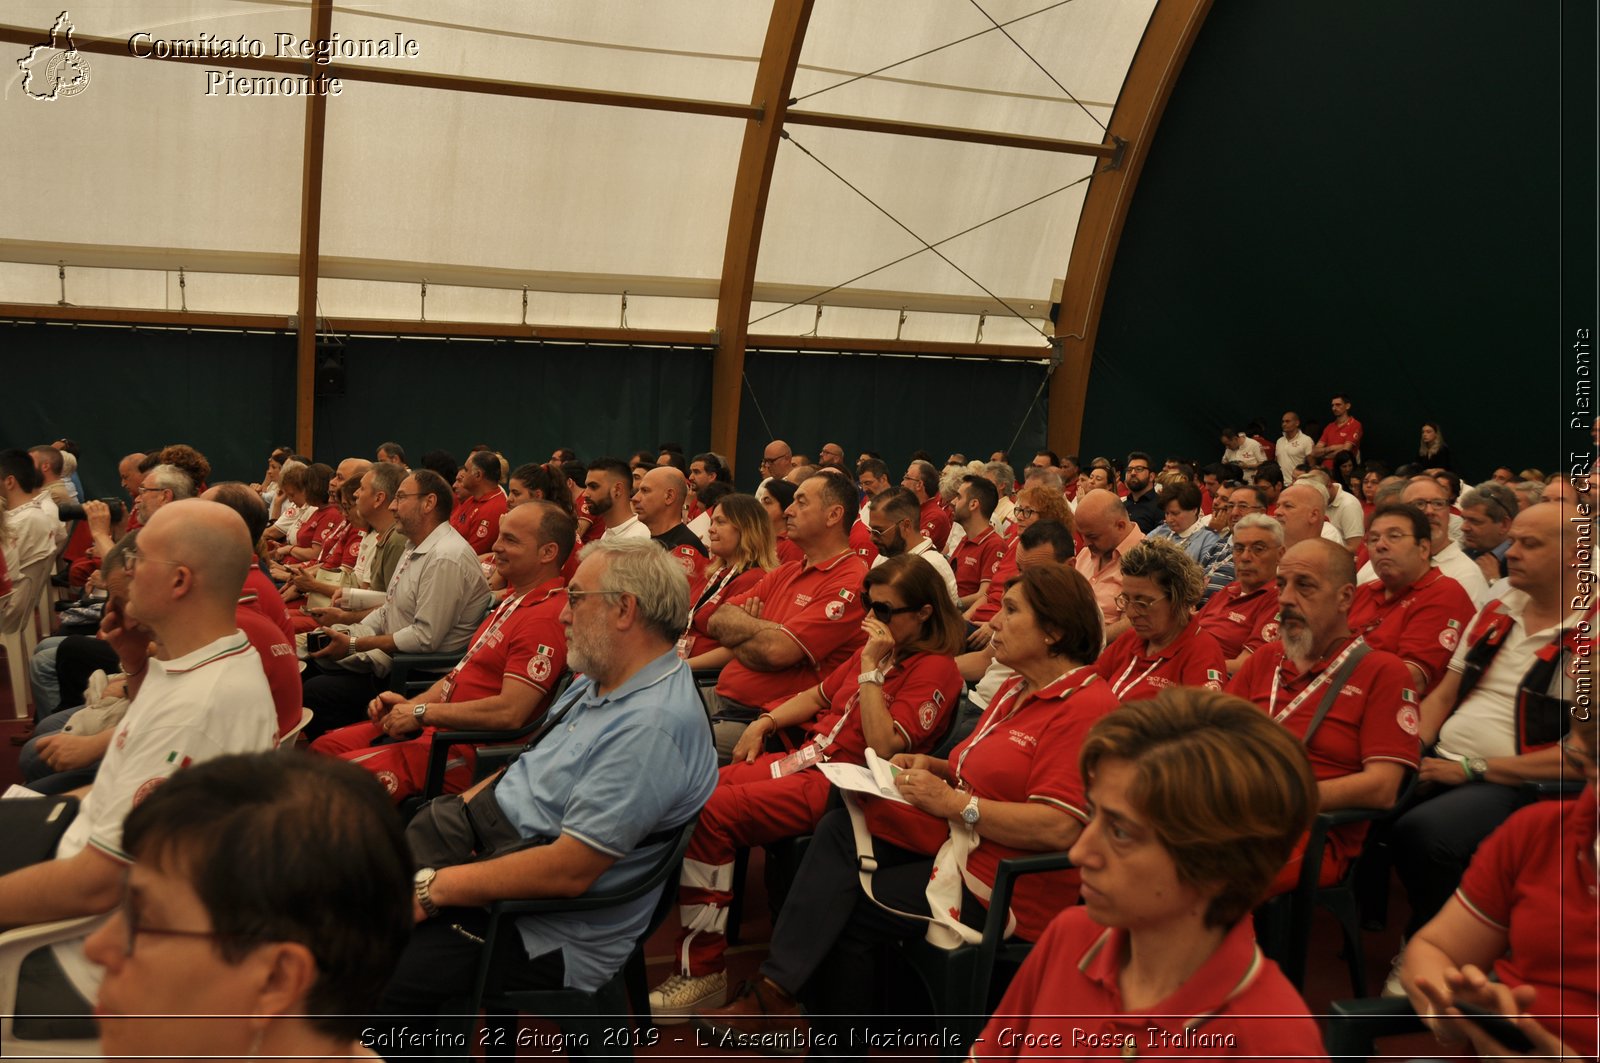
[412,703,428,724]
[414,867,440,918]
[859,668,886,686]
[960,794,981,826]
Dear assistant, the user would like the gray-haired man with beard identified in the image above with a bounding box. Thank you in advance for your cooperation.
[380,538,716,1036]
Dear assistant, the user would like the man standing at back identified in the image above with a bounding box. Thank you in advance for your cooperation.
[1313,392,1363,470]
[708,473,869,761]
[0,499,275,1029]
[1276,411,1315,481]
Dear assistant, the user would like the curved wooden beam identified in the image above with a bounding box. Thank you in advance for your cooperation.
[709,0,815,472]
[1047,0,1212,456]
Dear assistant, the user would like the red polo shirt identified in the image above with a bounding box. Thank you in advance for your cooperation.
[1456,791,1598,1059]
[714,550,870,710]
[236,605,302,739]
[242,566,293,640]
[294,502,343,552]
[450,490,508,555]
[976,908,1325,1061]
[775,536,805,566]
[1195,582,1280,661]
[970,535,1020,624]
[809,648,961,762]
[438,578,567,701]
[575,493,603,545]
[848,519,878,565]
[1347,568,1476,693]
[919,496,952,551]
[682,566,768,659]
[1229,638,1419,877]
[863,668,1121,940]
[1318,416,1363,468]
[1094,620,1227,703]
[950,526,1005,599]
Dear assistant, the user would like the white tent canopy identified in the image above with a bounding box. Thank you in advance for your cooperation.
[2,0,1157,345]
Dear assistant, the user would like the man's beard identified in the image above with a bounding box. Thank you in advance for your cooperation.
[1281,622,1314,664]
[590,493,614,516]
[566,619,615,684]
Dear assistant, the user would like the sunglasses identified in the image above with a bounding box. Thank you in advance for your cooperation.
[866,598,919,623]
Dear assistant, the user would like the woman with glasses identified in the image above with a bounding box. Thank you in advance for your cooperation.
[695,565,1118,1045]
[1094,538,1227,703]
[681,494,780,672]
[757,476,802,565]
[86,752,412,1061]
[651,555,964,1019]
[1397,713,1597,1060]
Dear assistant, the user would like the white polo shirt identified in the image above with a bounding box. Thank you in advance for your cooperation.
[54,630,276,997]
[871,536,960,606]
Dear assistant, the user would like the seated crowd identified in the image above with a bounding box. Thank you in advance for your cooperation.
[0,399,1593,1060]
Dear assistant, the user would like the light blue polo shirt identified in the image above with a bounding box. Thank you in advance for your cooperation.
[498,650,717,990]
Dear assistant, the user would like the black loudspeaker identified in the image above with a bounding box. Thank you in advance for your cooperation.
[315,343,345,396]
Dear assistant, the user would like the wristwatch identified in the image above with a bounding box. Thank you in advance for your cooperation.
[1464,756,1488,781]
[411,703,429,725]
[960,794,981,826]
[414,867,440,918]
[859,667,886,686]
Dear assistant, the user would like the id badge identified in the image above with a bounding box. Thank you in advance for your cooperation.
[769,743,824,778]
[675,633,694,660]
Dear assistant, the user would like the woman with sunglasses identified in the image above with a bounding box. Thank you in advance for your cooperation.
[696,565,1118,1045]
[1094,537,1227,703]
[681,494,779,671]
[86,752,411,1061]
[1397,713,1597,1060]
[650,555,964,1020]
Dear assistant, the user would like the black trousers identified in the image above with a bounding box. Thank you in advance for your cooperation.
[761,808,984,1032]
[300,659,385,739]
[1391,780,1535,935]
[53,635,117,716]
[375,907,566,1060]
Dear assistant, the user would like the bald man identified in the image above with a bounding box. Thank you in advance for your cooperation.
[633,466,709,589]
[329,456,371,496]
[760,440,794,482]
[1276,482,1340,549]
[0,499,276,1026]
[817,442,846,469]
[1071,488,1145,640]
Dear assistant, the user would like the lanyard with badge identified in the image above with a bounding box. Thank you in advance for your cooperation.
[768,664,896,778]
[676,564,748,659]
[1266,636,1364,724]
[1109,654,1165,701]
[438,588,533,701]
[953,670,1098,788]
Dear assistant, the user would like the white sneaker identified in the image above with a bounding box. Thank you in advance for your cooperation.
[649,970,727,1023]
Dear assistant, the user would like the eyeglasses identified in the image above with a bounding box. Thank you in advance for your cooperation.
[115,886,231,958]
[1231,541,1276,556]
[1113,593,1164,614]
[1230,501,1264,511]
[866,599,919,623]
[121,547,183,573]
[1013,507,1039,519]
[391,491,424,501]
[566,588,625,605]
[1126,465,1150,474]
[135,485,167,495]
[1412,498,1451,511]
[1365,530,1417,547]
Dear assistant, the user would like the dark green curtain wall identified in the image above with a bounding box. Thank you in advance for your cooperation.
[1,322,297,500]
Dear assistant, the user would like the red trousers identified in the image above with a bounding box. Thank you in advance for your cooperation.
[310,721,475,803]
[675,756,833,976]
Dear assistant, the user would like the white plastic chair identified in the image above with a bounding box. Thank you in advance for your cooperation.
[277,707,314,749]
[0,590,27,718]
[0,914,105,1059]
